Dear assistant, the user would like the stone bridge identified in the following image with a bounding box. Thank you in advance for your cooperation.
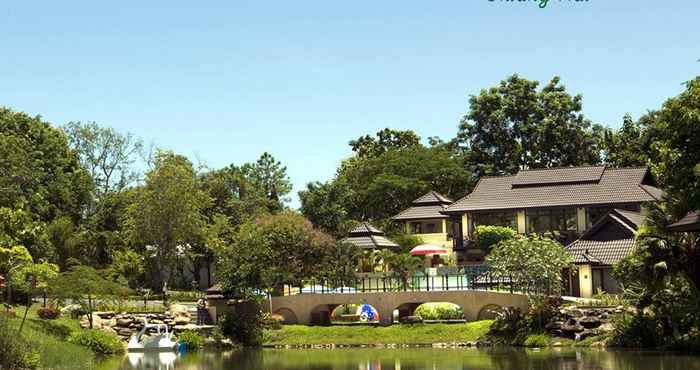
[269,290,529,325]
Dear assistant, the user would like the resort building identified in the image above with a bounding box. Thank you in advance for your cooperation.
[438,166,663,297]
[342,223,399,250]
[392,191,455,266]
[565,208,643,298]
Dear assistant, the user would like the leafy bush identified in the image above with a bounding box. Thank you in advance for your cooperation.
[68,329,125,355]
[37,307,61,320]
[414,303,464,320]
[178,330,204,351]
[0,316,40,369]
[488,306,522,338]
[526,296,562,331]
[523,333,551,347]
[474,225,516,251]
[219,301,264,346]
[262,312,283,330]
[486,235,573,295]
[591,289,626,307]
[392,234,424,254]
[609,314,662,348]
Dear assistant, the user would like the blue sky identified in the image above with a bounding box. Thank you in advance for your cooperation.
[1,1,698,207]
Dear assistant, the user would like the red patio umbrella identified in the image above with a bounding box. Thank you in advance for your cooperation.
[409,244,449,256]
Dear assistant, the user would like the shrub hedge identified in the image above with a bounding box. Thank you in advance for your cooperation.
[68,329,125,355]
[474,225,516,251]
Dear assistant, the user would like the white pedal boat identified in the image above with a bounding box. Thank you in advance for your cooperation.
[127,319,179,352]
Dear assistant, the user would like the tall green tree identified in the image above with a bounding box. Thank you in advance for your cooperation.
[600,114,649,167]
[298,180,354,238]
[612,77,700,344]
[241,152,292,212]
[456,75,602,176]
[349,128,421,158]
[300,144,473,235]
[125,150,211,292]
[0,108,93,225]
[216,212,336,298]
[62,121,143,196]
[642,77,700,213]
[51,264,127,329]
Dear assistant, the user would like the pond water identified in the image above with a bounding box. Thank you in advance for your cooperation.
[103,347,700,370]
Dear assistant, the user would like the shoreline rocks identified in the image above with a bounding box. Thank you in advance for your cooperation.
[80,304,207,341]
[545,306,617,341]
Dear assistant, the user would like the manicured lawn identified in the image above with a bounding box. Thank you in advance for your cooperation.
[7,305,97,369]
[264,321,493,345]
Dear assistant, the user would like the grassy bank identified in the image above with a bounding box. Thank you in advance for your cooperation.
[264,321,492,346]
[6,305,98,369]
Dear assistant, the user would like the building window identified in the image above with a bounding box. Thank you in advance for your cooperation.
[410,222,422,234]
[586,204,640,229]
[526,208,577,234]
[472,211,517,229]
[409,221,443,234]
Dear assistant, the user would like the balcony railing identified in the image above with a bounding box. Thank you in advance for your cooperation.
[284,265,554,296]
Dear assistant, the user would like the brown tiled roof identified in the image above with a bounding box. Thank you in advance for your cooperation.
[444,167,661,213]
[567,239,635,265]
[393,191,453,221]
[393,204,449,221]
[512,166,605,187]
[348,223,384,236]
[342,235,399,249]
[667,211,700,232]
[342,223,399,249]
[412,191,452,205]
[566,209,641,265]
[613,209,645,228]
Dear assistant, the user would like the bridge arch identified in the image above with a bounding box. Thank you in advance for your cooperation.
[263,290,528,326]
[274,307,298,324]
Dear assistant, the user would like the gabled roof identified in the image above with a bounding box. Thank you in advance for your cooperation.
[412,191,453,205]
[342,223,399,249]
[443,166,662,213]
[512,166,605,187]
[348,223,384,236]
[667,211,700,232]
[567,239,635,265]
[566,209,642,265]
[392,191,452,221]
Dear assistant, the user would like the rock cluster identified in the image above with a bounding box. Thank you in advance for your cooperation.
[545,306,621,340]
[79,304,207,341]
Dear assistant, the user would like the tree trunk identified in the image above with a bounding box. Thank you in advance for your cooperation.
[18,295,30,334]
[206,254,212,288]
[88,294,93,329]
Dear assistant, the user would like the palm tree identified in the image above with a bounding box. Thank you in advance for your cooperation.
[389,253,423,291]
[376,249,396,272]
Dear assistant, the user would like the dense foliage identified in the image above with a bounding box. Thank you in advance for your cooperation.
[414,303,464,320]
[219,300,265,346]
[51,264,128,329]
[486,235,573,295]
[68,329,125,355]
[215,212,338,297]
[37,307,61,320]
[300,130,474,236]
[610,78,700,348]
[178,330,205,351]
[456,75,604,176]
[0,316,40,369]
[474,225,517,252]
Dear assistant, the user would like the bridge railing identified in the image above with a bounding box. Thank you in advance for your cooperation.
[283,266,554,296]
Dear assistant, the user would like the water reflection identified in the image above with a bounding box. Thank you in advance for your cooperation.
[111,348,700,370]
